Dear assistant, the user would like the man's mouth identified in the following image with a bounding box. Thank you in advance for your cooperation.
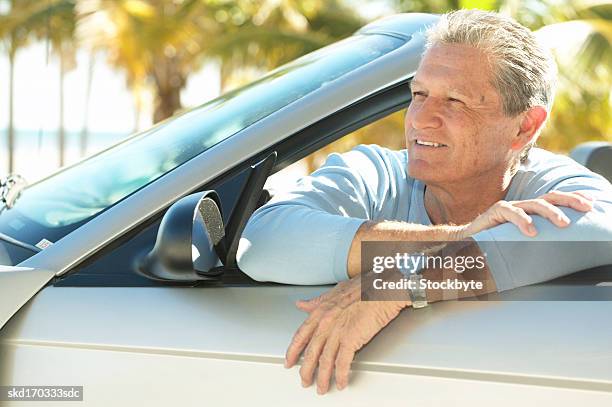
[415,140,447,148]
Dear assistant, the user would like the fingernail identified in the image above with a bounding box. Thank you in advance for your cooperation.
[301,380,309,388]
[317,386,326,395]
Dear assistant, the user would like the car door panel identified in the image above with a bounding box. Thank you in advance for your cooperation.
[0,266,56,330]
[2,286,612,406]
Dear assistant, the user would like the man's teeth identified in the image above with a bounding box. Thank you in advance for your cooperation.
[416,140,445,147]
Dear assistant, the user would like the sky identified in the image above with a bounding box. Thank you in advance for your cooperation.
[0,44,221,134]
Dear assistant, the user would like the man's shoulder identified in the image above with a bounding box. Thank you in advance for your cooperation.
[521,147,599,177]
[333,144,407,165]
[511,147,610,198]
[320,144,408,178]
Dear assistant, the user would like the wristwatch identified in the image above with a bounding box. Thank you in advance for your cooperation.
[407,266,428,309]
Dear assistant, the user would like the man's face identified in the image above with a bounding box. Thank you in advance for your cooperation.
[405,43,521,185]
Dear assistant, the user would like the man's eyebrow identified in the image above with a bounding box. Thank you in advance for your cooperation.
[410,80,474,100]
[409,79,482,103]
[409,80,423,89]
[448,89,473,101]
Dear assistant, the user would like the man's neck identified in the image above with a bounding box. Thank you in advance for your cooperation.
[424,166,515,226]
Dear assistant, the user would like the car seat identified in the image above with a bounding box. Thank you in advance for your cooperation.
[570,142,612,183]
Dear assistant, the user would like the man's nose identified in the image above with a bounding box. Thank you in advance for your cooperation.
[407,97,443,130]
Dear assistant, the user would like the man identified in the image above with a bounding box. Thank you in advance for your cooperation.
[237,9,612,394]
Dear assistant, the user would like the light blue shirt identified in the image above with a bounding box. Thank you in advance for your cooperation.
[237,144,612,291]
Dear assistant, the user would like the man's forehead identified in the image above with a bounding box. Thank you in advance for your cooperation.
[411,44,496,99]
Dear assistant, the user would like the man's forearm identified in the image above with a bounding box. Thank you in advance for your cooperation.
[351,221,499,303]
[347,220,469,278]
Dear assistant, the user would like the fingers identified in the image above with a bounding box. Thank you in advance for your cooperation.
[541,190,594,212]
[513,199,570,228]
[296,298,322,313]
[495,201,537,237]
[295,280,355,313]
[285,313,320,368]
[316,330,341,394]
[299,326,330,388]
[500,190,598,237]
[571,190,594,202]
[335,346,355,391]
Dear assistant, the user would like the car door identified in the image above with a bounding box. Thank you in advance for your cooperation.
[0,266,55,330]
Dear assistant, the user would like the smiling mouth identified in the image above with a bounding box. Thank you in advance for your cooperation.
[415,140,447,148]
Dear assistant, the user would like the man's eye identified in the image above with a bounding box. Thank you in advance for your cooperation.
[447,97,462,103]
[412,91,426,98]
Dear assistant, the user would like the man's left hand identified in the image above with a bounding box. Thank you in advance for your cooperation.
[284,275,410,394]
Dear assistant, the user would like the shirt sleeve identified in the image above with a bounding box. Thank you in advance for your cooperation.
[236,145,402,285]
[473,162,612,292]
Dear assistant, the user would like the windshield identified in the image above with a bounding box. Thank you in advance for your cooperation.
[0,33,404,265]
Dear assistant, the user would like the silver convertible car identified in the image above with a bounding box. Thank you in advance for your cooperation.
[1,13,612,406]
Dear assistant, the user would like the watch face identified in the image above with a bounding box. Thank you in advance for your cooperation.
[412,300,428,309]
[408,274,428,308]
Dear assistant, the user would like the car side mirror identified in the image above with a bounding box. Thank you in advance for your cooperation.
[137,190,225,282]
[137,151,276,283]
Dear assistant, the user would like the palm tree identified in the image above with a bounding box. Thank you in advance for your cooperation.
[78,0,225,123]
[209,0,364,91]
[2,0,78,167]
[77,0,363,123]
[0,0,36,174]
[26,0,78,167]
[80,49,96,156]
[508,0,612,151]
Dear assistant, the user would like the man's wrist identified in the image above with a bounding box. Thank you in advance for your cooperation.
[447,224,470,240]
[347,221,472,278]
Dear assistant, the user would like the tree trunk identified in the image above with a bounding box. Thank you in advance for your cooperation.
[133,84,143,134]
[220,60,231,93]
[7,47,15,174]
[58,48,66,167]
[153,86,182,123]
[152,55,184,123]
[80,50,95,157]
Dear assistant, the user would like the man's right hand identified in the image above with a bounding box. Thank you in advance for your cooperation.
[462,190,594,238]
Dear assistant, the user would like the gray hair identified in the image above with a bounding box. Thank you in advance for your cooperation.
[423,9,558,162]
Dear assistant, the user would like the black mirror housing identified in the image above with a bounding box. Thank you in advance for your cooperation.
[138,190,224,282]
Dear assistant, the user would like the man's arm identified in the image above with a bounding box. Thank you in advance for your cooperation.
[238,145,411,284]
[471,180,612,291]
[346,181,612,289]
[287,189,604,394]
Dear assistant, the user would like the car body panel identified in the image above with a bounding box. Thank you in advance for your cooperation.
[1,286,611,405]
[3,344,611,406]
[357,12,439,39]
[0,266,55,330]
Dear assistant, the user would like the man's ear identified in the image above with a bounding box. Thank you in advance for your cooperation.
[511,106,548,150]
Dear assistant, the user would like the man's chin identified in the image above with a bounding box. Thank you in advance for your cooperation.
[407,161,446,183]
